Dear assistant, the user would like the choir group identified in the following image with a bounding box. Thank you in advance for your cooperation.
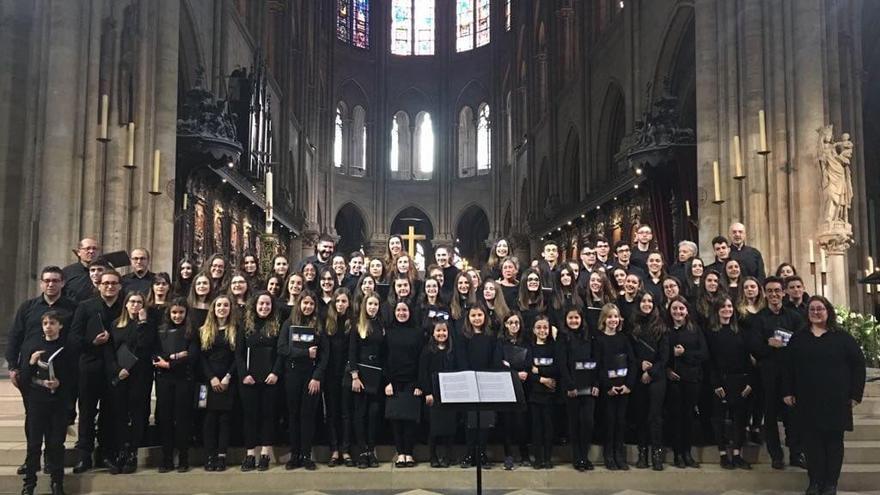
[5,223,867,495]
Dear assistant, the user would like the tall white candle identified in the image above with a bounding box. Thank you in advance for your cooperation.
[182,193,188,211]
[712,161,721,202]
[265,169,273,207]
[685,200,691,217]
[867,269,873,294]
[126,122,135,166]
[99,94,109,140]
[152,150,161,192]
[820,248,827,273]
[733,135,743,177]
[758,110,768,152]
[808,239,815,264]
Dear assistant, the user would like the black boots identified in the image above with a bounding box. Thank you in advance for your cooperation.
[614,444,629,470]
[682,449,700,468]
[603,446,617,470]
[651,447,664,471]
[72,450,92,474]
[636,446,649,469]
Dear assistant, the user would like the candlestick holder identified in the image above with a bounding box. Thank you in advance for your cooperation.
[757,149,770,156]
[820,271,827,297]
[148,190,161,196]
[97,137,111,143]
[123,162,136,170]
[733,174,746,181]
[712,200,725,205]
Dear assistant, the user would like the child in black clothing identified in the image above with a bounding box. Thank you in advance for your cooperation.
[497,312,531,469]
[20,311,71,495]
[384,301,425,467]
[595,303,636,471]
[528,315,559,469]
[153,298,199,472]
[420,320,458,468]
[558,308,600,471]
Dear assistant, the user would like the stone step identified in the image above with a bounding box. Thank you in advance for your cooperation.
[2,463,879,494]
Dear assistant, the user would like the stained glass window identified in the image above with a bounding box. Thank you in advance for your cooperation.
[457,0,490,52]
[337,0,370,49]
[477,103,491,173]
[392,0,434,55]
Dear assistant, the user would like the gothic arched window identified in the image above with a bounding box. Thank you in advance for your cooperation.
[351,105,367,176]
[458,106,476,177]
[477,103,491,174]
[415,111,434,179]
[337,0,370,49]
[391,0,435,56]
[456,0,490,52]
[334,103,346,169]
[390,111,412,179]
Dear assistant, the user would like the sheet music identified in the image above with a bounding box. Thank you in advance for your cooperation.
[47,347,63,382]
[475,371,517,402]
[438,371,480,403]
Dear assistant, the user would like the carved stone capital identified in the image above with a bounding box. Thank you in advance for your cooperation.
[817,221,854,255]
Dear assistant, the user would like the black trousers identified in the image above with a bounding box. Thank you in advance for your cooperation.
[239,382,278,449]
[501,410,529,457]
[667,380,700,454]
[391,420,417,455]
[352,391,382,451]
[566,395,595,461]
[284,370,321,457]
[24,398,66,486]
[75,360,112,455]
[530,402,554,460]
[803,429,845,487]
[203,409,231,456]
[155,376,192,458]
[323,374,352,452]
[633,379,666,448]
[711,396,746,451]
[602,394,628,451]
[761,364,801,459]
[110,366,152,453]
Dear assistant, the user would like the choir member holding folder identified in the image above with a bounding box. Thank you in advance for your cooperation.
[497,312,531,470]
[235,291,283,472]
[106,292,157,474]
[557,308,600,472]
[153,298,198,473]
[349,293,385,468]
[324,288,356,467]
[383,301,425,468]
[420,320,458,468]
[198,295,238,472]
[277,291,328,471]
[595,304,636,471]
[528,315,560,470]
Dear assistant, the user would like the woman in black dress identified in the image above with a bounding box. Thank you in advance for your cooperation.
[783,296,866,495]
[153,299,199,473]
[629,291,669,470]
[235,291,282,472]
[106,292,157,474]
[384,301,425,467]
[198,295,238,472]
[349,293,385,468]
[456,305,499,468]
[172,256,196,299]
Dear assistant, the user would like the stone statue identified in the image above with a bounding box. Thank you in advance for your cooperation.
[817,125,854,225]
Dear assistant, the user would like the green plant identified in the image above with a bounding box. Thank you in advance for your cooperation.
[835,305,880,367]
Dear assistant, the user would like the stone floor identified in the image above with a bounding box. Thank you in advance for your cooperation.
[78,490,880,495]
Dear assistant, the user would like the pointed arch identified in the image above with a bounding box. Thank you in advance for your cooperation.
[390,110,412,179]
[596,82,626,185]
[458,106,476,177]
[561,126,580,204]
[414,111,434,179]
[334,202,370,254]
[454,205,491,267]
[351,105,367,176]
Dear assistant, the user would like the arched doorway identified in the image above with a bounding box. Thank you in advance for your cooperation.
[455,205,491,269]
[334,203,368,255]
[390,207,434,272]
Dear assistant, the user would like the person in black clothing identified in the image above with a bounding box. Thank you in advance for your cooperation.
[121,248,154,295]
[105,291,157,474]
[528,315,559,469]
[186,272,212,330]
[420,320,458,468]
[706,296,754,470]
[323,288,355,467]
[419,278,450,338]
[205,254,231,299]
[316,267,339,320]
[784,275,809,321]
[557,308,599,472]
[582,271,617,332]
[449,271,476,333]
[240,250,263,293]
[456,305,501,468]
[342,251,365,292]
[783,296,866,495]
[629,292,669,470]
[536,240,561,283]
[19,311,72,495]
[728,222,766,281]
[706,235,732,276]
[147,272,172,310]
[384,301,425,467]
[665,295,708,469]
[480,279,511,336]
[434,246,460,297]
[497,312,531,469]
[152,299,198,473]
[6,266,77,475]
[631,224,655,270]
[481,238,511,281]
[745,276,807,470]
[62,237,101,304]
[229,271,252,310]
[516,268,546,335]
[497,257,520,309]
[349,293,385,468]
[69,269,124,473]
[198,295,238,472]
[548,264,584,331]
[236,292,283,472]
[278,291,328,471]
[171,256,196,299]
[612,240,648,281]
[595,304,636,471]
[295,234,335,273]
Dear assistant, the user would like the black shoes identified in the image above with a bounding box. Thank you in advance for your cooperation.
[123,451,138,474]
[50,481,66,495]
[303,457,317,471]
[258,454,270,471]
[215,456,227,472]
[241,455,256,472]
[72,454,92,474]
[805,481,822,495]
[683,450,700,468]
[650,447,664,471]
[20,484,35,495]
[771,457,786,470]
[460,454,474,468]
[720,454,734,470]
[820,483,838,495]
[285,454,302,470]
[603,449,617,470]
[791,452,808,469]
[636,447,649,469]
[177,452,190,473]
[16,463,27,475]
[732,455,751,470]
[158,458,174,473]
[614,445,629,470]
[673,452,686,469]
[357,452,369,469]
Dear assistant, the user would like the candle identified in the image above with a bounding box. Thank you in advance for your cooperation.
[808,239,815,264]
[265,169,273,207]
[152,150,161,192]
[732,135,743,177]
[265,205,273,235]
[182,193,189,211]
[712,160,721,202]
[685,200,691,217]
[867,269,873,294]
[869,256,875,273]
[820,248,827,273]
[99,94,109,140]
[758,109,768,152]
[126,122,135,166]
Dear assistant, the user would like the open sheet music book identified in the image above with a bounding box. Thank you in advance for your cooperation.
[437,370,517,404]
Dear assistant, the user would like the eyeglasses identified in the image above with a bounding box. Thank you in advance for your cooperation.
[526,277,540,282]
[809,307,828,313]
[100,281,120,286]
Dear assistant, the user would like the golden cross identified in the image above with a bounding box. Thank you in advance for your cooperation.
[401,225,426,258]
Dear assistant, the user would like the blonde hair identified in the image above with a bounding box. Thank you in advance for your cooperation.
[357,293,381,339]
[597,303,622,332]
[200,295,238,351]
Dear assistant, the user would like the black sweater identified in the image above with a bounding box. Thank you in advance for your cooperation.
[277,320,329,381]
[68,296,123,364]
[199,328,236,381]
[235,319,284,380]
[667,323,708,383]
[557,327,600,392]
[154,324,199,381]
[595,330,637,390]
[105,318,158,381]
[743,305,805,368]
[384,320,425,383]
[20,337,74,403]
[529,339,559,403]
[704,323,753,390]
[418,345,457,395]
[348,318,385,369]
[325,316,351,377]
[629,320,670,383]
[455,330,501,371]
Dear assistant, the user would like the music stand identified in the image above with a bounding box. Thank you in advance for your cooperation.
[433,370,526,495]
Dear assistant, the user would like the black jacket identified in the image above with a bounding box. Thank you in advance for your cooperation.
[667,323,708,383]
[6,295,77,371]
